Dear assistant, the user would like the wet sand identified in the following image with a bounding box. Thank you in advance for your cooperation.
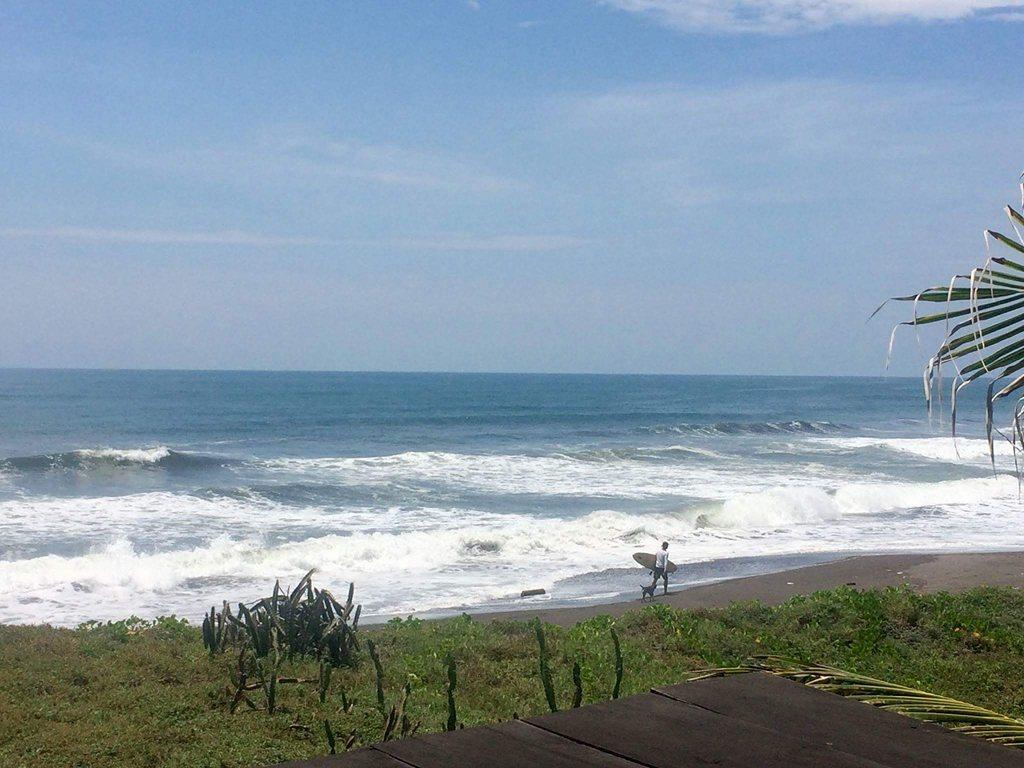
[473,551,1024,627]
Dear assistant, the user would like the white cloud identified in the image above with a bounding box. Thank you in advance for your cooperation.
[243,131,520,192]
[30,126,521,194]
[0,227,586,252]
[0,227,328,247]
[379,234,587,251]
[551,79,1008,210]
[599,0,1024,32]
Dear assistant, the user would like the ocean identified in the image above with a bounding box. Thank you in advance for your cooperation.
[0,370,1019,626]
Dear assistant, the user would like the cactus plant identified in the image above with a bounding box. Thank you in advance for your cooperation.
[533,619,558,713]
[324,719,337,754]
[611,628,623,699]
[445,654,458,731]
[318,657,331,704]
[367,639,386,716]
[202,571,360,667]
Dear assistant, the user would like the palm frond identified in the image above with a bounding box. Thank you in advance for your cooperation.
[882,176,1024,463]
[690,656,1024,748]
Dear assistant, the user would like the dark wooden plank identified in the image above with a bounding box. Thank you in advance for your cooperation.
[527,691,892,768]
[655,672,1024,768]
[377,718,644,767]
[270,745,407,768]
[273,674,1024,767]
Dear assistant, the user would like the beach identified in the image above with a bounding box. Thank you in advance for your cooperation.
[471,551,1024,625]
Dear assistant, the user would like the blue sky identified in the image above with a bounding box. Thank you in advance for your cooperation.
[2,1,1023,374]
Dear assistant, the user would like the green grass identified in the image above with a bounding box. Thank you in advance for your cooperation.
[3,586,1024,767]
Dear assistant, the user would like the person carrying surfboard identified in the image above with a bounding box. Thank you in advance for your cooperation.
[651,541,670,595]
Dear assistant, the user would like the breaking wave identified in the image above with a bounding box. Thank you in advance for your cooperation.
[810,436,1015,464]
[700,475,1017,529]
[643,420,845,436]
[0,447,233,474]
[548,446,724,462]
[262,450,786,498]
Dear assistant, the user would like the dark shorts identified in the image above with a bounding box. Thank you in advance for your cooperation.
[653,566,667,580]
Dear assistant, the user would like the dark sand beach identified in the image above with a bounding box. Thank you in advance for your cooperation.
[474,551,1024,626]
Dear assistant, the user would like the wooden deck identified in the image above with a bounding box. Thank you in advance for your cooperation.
[275,672,1024,767]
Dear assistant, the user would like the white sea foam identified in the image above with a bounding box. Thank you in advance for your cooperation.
[262,450,843,499]
[0,491,442,546]
[75,447,173,463]
[3,472,1023,625]
[706,475,1018,529]
[810,436,1016,464]
[0,507,698,623]
[710,487,842,528]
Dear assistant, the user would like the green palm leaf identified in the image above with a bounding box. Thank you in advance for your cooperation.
[689,656,1024,748]
[878,176,1024,462]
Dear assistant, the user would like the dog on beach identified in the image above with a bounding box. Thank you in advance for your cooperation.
[640,582,657,602]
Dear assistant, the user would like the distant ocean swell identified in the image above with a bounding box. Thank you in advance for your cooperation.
[0,422,843,477]
[0,436,1008,496]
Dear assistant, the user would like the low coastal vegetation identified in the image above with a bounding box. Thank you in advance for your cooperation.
[3,585,1024,767]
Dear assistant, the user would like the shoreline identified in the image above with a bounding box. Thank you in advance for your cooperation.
[4,550,1022,630]
[458,551,1024,627]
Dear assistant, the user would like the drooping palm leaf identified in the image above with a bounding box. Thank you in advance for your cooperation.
[690,656,1024,748]
[874,178,1024,462]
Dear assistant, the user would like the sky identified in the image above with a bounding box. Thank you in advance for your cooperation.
[2,1,1023,375]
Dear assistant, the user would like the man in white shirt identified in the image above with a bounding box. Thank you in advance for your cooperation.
[651,541,670,595]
